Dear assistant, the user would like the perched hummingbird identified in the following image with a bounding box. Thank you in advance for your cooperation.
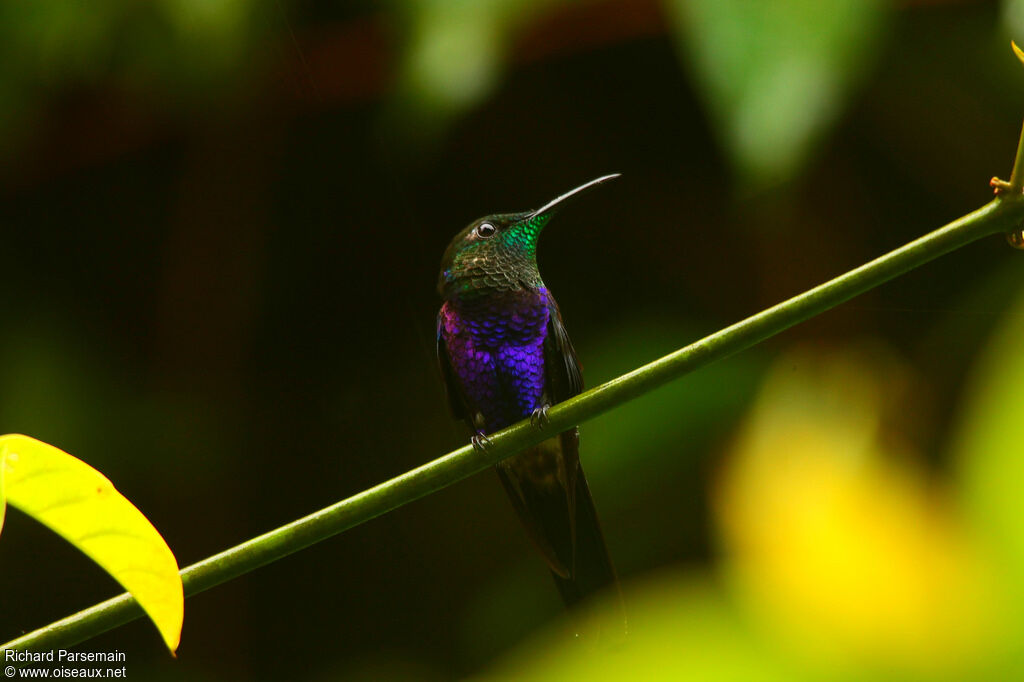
[436,175,622,616]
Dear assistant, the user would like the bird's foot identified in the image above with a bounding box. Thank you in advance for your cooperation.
[471,432,493,451]
[530,404,551,429]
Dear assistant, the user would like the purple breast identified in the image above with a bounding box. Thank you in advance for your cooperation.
[441,289,550,431]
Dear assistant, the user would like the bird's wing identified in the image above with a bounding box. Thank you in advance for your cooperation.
[436,311,469,422]
[543,294,584,401]
[540,296,621,617]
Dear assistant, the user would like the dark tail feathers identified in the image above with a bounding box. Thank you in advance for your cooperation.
[551,469,621,614]
[496,444,626,638]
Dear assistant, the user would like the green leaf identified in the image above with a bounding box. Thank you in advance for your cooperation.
[665,0,888,188]
[0,434,183,653]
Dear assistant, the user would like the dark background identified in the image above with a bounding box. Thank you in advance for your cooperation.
[2,1,1023,679]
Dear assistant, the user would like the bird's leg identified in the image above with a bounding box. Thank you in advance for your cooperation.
[469,412,493,451]
[471,431,493,451]
[530,404,551,429]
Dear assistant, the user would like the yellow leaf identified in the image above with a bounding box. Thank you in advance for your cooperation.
[0,434,183,653]
[0,450,6,534]
[1013,41,1024,66]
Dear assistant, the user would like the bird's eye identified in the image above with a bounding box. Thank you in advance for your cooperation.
[476,222,496,239]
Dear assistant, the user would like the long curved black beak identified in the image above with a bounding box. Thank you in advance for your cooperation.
[528,173,620,219]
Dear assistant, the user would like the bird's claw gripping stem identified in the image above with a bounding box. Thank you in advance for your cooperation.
[471,432,493,451]
[530,405,551,429]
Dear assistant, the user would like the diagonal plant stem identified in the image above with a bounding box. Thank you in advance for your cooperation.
[4,189,1024,654]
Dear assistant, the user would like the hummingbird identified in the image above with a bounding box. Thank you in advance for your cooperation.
[436,175,622,618]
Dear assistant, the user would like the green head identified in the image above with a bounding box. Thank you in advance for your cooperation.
[437,174,619,299]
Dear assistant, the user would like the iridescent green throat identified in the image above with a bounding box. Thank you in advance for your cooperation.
[501,212,550,258]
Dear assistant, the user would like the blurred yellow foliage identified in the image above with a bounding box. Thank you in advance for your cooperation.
[716,348,1004,675]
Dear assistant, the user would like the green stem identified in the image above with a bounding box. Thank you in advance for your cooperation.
[3,196,1024,654]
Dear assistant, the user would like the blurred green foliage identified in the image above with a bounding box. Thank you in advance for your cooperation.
[488,577,800,682]
[666,0,888,188]
[954,284,1024,623]
[395,0,554,114]
[1005,0,1024,43]
[0,0,260,87]
[0,0,265,154]
[581,318,765,497]
[0,0,890,187]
